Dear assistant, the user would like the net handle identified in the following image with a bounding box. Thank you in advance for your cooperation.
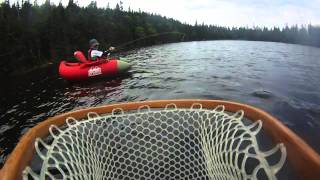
[1,99,320,180]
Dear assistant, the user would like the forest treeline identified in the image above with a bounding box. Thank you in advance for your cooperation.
[1,0,320,76]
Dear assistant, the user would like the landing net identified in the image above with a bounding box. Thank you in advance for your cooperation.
[23,103,286,180]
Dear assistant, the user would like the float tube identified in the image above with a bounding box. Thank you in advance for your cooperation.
[59,51,131,81]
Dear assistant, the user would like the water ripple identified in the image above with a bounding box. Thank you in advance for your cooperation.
[1,40,320,167]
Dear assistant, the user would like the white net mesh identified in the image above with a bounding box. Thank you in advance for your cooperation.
[23,103,287,180]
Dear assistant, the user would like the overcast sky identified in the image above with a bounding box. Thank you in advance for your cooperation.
[7,0,320,28]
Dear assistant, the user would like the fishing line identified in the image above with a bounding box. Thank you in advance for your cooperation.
[115,31,186,50]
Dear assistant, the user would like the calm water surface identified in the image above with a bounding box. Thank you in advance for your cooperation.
[0,40,320,167]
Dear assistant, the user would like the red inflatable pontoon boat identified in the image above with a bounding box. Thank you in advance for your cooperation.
[59,51,131,81]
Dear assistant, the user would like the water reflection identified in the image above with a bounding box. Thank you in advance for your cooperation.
[66,79,123,98]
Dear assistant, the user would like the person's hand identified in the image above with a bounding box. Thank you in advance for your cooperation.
[108,46,115,51]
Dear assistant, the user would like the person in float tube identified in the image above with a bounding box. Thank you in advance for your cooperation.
[88,39,115,61]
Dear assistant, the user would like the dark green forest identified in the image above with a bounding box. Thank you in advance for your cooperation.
[1,0,320,76]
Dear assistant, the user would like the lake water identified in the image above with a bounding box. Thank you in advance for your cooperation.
[0,40,319,167]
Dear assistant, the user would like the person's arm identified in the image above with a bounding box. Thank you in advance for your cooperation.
[102,47,116,57]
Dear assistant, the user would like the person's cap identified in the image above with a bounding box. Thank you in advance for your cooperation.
[89,39,100,48]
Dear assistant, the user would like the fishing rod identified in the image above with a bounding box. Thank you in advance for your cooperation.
[115,31,186,50]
